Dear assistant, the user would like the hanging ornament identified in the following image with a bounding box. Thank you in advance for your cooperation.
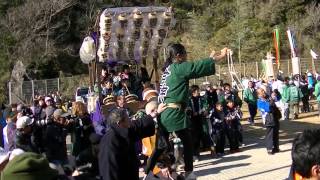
[126,37,135,61]
[141,39,149,58]
[133,9,143,28]
[148,12,158,28]
[100,12,112,31]
[116,27,125,40]
[118,13,128,28]
[158,28,167,39]
[163,11,172,27]
[132,29,141,40]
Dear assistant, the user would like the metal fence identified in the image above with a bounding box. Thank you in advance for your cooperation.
[8,75,90,104]
[8,58,318,104]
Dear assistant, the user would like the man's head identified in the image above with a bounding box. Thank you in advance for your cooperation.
[215,103,223,111]
[191,85,200,97]
[16,116,34,134]
[166,43,187,63]
[284,77,290,85]
[248,81,254,88]
[226,100,234,109]
[145,101,158,116]
[107,108,130,128]
[122,65,130,74]
[45,97,53,106]
[105,79,113,89]
[53,109,69,125]
[223,83,231,93]
[11,104,17,112]
[116,95,126,108]
[292,129,320,179]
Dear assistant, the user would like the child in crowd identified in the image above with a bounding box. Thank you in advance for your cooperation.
[188,85,209,161]
[225,100,242,153]
[210,103,226,156]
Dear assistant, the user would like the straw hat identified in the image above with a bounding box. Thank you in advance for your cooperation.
[125,94,147,114]
[142,88,158,102]
[103,96,116,106]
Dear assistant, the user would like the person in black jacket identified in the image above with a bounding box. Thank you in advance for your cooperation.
[98,104,167,180]
[44,109,70,166]
[15,116,37,152]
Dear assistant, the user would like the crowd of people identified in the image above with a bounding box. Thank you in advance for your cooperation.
[0,43,319,180]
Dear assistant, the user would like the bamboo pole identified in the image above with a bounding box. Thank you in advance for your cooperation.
[256,61,259,79]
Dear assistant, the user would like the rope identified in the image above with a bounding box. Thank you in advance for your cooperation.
[227,50,244,90]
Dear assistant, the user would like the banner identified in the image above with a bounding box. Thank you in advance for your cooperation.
[286,29,298,58]
[310,49,318,59]
[273,28,280,68]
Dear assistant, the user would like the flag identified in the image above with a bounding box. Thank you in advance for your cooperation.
[273,28,280,68]
[286,29,298,58]
[310,49,318,59]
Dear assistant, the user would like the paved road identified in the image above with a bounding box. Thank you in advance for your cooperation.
[195,112,320,180]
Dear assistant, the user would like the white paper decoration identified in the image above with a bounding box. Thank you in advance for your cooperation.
[79,36,96,64]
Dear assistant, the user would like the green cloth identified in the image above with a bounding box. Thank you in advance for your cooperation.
[1,152,58,180]
[314,82,320,102]
[159,58,215,132]
[243,88,257,105]
[288,85,303,103]
[281,85,290,103]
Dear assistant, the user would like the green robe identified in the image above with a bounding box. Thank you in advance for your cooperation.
[314,82,320,102]
[159,58,215,132]
[281,85,290,103]
[243,88,257,105]
[288,85,303,103]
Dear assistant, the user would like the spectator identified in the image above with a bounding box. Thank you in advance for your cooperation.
[291,129,320,180]
[99,104,166,180]
[3,104,18,152]
[15,116,36,152]
[205,85,218,110]
[257,88,280,155]
[101,78,115,97]
[44,109,70,166]
[71,101,95,157]
[300,75,310,113]
[224,100,242,153]
[243,81,258,125]
[188,85,208,161]
[210,103,226,156]
[280,77,290,121]
[288,80,303,120]
[314,76,320,118]
[45,97,56,119]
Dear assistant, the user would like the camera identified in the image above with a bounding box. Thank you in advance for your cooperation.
[35,116,53,127]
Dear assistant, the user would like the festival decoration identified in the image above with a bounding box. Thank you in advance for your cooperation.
[95,7,174,64]
[264,52,275,77]
[273,28,280,68]
[287,29,300,75]
[79,36,96,64]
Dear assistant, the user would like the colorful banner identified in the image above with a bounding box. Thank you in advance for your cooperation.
[286,29,298,58]
[273,28,280,68]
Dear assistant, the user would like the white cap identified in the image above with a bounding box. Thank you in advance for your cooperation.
[16,116,34,129]
[45,97,52,102]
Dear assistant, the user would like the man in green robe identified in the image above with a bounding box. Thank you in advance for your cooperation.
[158,43,228,178]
